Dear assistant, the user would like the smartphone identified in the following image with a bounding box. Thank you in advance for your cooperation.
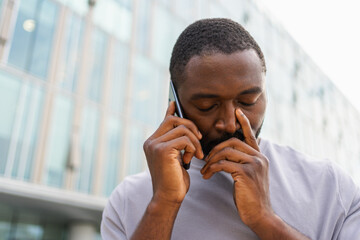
[169,80,191,169]
[169,80,184,118]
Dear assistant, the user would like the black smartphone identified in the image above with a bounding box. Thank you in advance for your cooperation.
[169,80,191,169]
[169,80,184,118]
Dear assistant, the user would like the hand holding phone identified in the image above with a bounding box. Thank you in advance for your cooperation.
[169,80,192,169]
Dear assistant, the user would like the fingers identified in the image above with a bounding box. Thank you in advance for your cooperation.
[235,109,260,151]
[201,146,252,174]
[205,137,257,163]
[202,160,247,179]
[157,125,204,160]
[153,110,202,141]
[202,155,267,180]
[165,101,176,117]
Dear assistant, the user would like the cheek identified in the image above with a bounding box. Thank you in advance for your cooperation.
[244,105,266,131]
[192,116,215,135]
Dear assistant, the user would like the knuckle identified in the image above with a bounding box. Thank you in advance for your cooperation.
[143,140,149,152]
[242,165,255,178]
[177,124,188,132]
[252,156,266,168]
[223,147,233,156]
[152,142,163,155]
[143,138,155,153]
[164,115,176,124]
[218,159,226,165]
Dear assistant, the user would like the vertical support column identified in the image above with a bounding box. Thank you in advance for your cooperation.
[92,36,115,196]
[0,0,17,61]
[64,5,94,190]
[118,0,139,181]
[32,5,67,183]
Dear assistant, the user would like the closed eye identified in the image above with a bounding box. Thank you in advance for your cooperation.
[241,102,256,106]
[197,105,216,112]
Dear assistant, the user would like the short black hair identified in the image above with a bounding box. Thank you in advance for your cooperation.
[170,18,266,88]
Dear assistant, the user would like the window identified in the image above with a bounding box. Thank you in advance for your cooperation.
[87,29,108,102]
[127,124,146,175]
[56,0,88,16]
[175,0,195,20]
[44,95,73,188]
[0,0,4,14]
[151,4,174,66]
[0,204,12,239]
[76,105,99,193]
[7,0,59,79]
[135,0,151,54]
[8,83,44,180]
[131,55,162,127]
[57,13,84,92]
[103,116,122,196]
[0,71,21,175]
[93,0,133,42]
[109,41,129,114]
[0,204,67,240]
[0,71,44,181]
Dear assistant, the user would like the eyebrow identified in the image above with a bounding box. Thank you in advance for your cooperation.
[190,87,263,100]
[240,87,262,95]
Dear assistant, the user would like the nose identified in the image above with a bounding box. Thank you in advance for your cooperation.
[214,102,240,134]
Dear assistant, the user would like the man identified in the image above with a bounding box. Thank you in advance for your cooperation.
[101,18,360,239]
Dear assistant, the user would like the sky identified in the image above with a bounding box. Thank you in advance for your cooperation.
[258,0,360,112]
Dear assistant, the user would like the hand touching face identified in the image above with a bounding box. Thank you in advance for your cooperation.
[177,50,266,157]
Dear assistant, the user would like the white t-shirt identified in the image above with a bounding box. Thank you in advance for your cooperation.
[101,139,360,240]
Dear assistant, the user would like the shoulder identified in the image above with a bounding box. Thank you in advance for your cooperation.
[260,138,333,173]
[262,138,359,206]
[110,171,152,203]
[101,171,152,238]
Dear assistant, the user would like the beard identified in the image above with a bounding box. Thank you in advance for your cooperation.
[200,121,263,157]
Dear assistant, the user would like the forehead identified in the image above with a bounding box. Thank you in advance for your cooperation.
[179,50,265,96]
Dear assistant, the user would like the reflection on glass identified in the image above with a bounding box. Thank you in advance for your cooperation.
[0,77,43,181]
[14,212,42,240]
[44,95,73,188]
[77,105,99,193]
[8,0,58,79]
[87,28,107,102]
[103,116,122,196]
[0,205,67,240]
[56,0,88,16]
[131,55,162,126]
[175,0,194,20]
[110,41,129,113]
[57,13,84,91]
[12,84,43,180]
[136,0,151,54]
[93,0,132,42]
[0,71,21,175]
[0,205,12,240]
[128,124,145,175]
[152,4,173,66]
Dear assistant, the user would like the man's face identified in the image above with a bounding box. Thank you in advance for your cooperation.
[177,50,267,156]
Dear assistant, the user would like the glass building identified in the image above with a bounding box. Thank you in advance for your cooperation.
[0,0,359,239]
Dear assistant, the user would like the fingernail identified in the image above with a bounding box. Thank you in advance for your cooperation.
[183,163,190,170]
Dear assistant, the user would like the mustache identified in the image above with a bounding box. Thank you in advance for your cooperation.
[210,129,245,146]
[200,129,245,156]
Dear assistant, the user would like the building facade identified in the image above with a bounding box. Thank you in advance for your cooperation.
[0,0,359,239]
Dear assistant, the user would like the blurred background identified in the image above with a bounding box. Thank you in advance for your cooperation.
[0,0,359,239]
